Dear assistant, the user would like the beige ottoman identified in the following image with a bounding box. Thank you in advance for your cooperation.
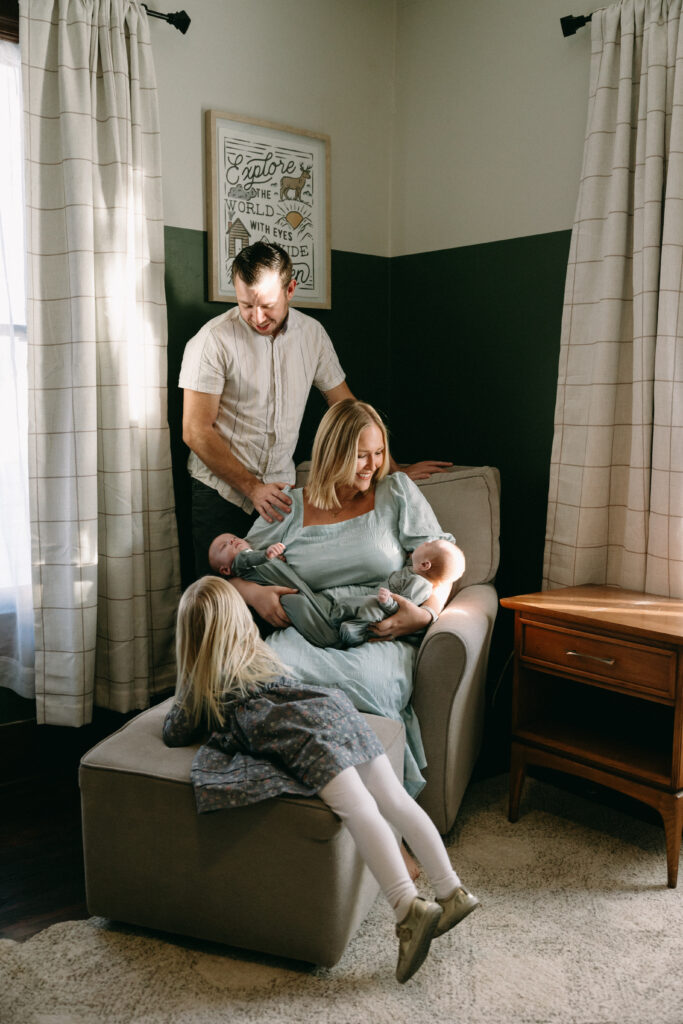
[79,697,405,967]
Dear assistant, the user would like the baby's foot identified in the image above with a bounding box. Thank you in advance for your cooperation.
[378,588,398,614]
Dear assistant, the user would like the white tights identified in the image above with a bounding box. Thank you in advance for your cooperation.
[319,755,461,923]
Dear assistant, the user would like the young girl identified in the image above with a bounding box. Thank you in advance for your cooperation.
[163,576,479,983]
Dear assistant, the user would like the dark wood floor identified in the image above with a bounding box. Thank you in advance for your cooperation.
[0,772,89,941]
[0,706,142,943]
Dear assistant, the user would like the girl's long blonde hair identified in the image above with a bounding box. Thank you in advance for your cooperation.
[175,576,288,729]
[306,399,390,510]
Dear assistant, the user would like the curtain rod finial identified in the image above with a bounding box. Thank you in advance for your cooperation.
[143,5,191,34]
[561,13,592,37]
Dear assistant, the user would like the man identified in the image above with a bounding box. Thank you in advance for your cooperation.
[180,241,449,624]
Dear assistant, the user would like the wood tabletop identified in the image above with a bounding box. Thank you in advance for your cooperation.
[500,584,683,645]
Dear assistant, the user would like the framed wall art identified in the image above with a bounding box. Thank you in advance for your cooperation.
[206,110,331,307]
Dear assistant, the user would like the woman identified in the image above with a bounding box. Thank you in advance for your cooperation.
[234,399,459,797]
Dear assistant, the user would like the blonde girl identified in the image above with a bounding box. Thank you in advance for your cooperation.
[164,576,479,983]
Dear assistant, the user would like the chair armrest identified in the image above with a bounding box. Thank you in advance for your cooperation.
[412,583,498,832]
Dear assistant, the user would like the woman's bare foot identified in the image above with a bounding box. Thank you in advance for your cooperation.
[401,842,421,881]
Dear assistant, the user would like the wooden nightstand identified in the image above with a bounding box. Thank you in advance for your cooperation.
[500,585,683,887]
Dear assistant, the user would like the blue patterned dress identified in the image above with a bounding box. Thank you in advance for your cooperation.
[162,678,384,813]
[245,473,455,797]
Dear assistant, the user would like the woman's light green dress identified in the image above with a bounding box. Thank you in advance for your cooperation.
[246,472,455,796]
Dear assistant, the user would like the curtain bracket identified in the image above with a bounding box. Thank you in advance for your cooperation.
[142,4,190,34]
[561,13,592,37]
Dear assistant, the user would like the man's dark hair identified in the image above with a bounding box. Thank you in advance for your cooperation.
[231,242,293,289]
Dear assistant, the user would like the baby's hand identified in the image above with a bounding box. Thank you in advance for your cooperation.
[266,542,287,562]
[378,587,390,604]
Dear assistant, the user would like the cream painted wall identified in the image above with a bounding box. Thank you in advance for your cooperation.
[153,0,604,258]
[152,0,396,257]
[390,0,603,255]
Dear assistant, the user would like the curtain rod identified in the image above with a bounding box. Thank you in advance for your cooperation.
[142,4,190,34]
[561,13,593,36]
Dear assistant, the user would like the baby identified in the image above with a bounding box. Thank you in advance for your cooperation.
[208,532,342,648]
[335,538,466,646]
[207,532,465,648]
[208,532,285,577]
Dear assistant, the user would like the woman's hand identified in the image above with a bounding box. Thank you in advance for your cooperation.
[249,584,297,629]
[229,577,296,629]
[368,594,431,640]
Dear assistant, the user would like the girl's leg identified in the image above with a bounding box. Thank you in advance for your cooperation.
[319,767,418,923]
[357,755,461,900]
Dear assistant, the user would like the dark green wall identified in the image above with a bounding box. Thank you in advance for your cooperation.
[0,226,569,733]
[166,225,570,604]
[389,231,570,603]
[163,226,570,767]
[388,232,570,732]
[165,227,394,587]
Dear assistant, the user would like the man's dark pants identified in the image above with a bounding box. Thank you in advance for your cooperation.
[191,478,258,578]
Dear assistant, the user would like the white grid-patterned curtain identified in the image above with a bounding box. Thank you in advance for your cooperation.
[544,0,683,598]
[21,0,181,725]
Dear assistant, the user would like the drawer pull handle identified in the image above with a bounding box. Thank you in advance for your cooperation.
[565,650,615,667]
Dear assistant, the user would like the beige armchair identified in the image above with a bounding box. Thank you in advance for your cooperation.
[79,466,500,966]
[410,466,501,833]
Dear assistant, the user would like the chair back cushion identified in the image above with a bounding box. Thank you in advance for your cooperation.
[295,464,500,589]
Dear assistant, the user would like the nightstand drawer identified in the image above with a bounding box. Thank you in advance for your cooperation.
[520,620,676,700]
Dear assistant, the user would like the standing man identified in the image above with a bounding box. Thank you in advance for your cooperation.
[180,241,449,625]
[180,242,350,566]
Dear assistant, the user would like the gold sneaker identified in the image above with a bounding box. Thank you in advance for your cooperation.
[433,885,480,938]
[395,897,442,983]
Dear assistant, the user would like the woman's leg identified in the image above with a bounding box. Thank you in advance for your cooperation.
[319,767,418,923]
[357,755,461,900]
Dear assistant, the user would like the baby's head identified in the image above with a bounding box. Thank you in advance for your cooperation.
[208,532,252,576]
[411,539,465,586]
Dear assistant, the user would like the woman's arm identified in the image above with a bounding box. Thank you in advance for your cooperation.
[369,475,455,639]
[230,494,300,627]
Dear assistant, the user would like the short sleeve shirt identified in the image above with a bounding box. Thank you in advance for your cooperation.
[179,306,345,513]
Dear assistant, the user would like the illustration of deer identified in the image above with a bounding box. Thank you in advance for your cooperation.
[280,164,311,202]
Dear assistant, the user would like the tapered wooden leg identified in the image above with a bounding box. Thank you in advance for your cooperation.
[661,793,683,888]
[508,742,527,823]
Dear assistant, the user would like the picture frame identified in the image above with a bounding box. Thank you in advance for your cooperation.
[205,110,331,308]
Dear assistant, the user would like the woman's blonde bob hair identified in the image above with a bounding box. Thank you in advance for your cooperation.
[306,399,390,510]
[175,576,288,729]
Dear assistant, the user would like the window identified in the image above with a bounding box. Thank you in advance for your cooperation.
[0,38,34,697]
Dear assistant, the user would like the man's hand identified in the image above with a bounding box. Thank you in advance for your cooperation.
[249,482,293,523]
[248,584,298,628]
[368,593,431,640]
[400,461,453,481]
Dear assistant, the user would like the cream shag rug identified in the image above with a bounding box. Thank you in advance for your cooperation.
[2,773,683,1024]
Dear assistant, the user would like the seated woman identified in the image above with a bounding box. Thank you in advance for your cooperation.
[229,399,461,799]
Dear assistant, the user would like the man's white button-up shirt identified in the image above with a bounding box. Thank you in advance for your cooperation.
[179,306,345,513]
